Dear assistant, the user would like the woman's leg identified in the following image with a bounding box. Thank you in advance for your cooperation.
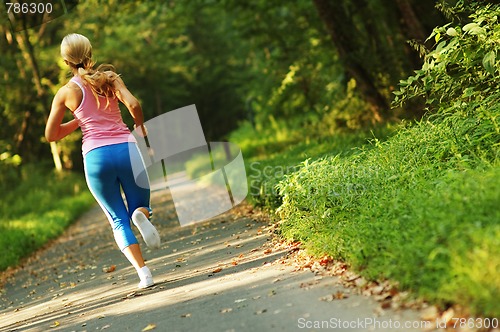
[119,143,152,217]
[118,143,160,249]
[122,244,145,270]
[84,147,138,250]
[123,243,153,288]
[84,145,153,287]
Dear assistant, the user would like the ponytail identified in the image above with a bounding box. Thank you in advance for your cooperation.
[78,63,120,104]
[61,33,120,107]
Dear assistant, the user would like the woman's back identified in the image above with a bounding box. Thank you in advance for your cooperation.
[70,75,131,155]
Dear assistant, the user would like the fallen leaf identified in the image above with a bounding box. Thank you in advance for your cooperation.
[263,248,272,255]
[142,323,156,331]
[126,292,136,298]
[319,256,332,266]
[371,285,385,295]
[380,300,391,309]
[441,308,455,327]
[335,291,348,299]
[212,267,222,273]
[49,321,60,328]
[103,265,116,273]
[319,291,348,302]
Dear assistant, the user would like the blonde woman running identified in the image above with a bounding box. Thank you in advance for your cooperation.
[45,33,160,289]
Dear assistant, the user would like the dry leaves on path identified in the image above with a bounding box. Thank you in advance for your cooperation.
[102,265,116,273]
[142,323,156,331]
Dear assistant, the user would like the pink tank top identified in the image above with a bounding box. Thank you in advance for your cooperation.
[70,76,133,155]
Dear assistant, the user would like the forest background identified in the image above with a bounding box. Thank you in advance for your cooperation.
[1,0,499,318]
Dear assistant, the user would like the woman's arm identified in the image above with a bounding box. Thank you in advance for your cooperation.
[45,88,80,142]
[112,75,144,127]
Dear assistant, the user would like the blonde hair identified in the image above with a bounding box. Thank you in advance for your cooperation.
[61,33,118,103]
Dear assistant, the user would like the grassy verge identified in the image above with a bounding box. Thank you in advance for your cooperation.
[226,120,397,208]
[0,164,94,271]
[229,115,500,317]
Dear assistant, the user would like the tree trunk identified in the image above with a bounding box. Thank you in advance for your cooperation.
[312,0,390,122]
[13,23,63,171]
[395,0,427,42]
[50,140,63,171]
[14,29,43,97]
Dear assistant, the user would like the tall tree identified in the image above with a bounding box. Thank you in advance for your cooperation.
[312,0,445,121]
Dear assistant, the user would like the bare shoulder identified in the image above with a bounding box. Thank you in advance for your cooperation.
[54,84,69,100]
[51,85,69,110]
[65,81,80,91]
[57,81,82,111]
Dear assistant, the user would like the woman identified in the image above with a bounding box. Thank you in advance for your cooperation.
[45,33,161,289]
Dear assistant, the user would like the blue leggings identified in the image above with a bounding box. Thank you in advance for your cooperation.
[84,142,152,251]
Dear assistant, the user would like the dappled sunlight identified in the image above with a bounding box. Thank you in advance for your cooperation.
[86,259,290,320]
[0,190,284,331]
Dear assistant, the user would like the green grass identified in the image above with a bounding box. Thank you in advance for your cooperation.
[0,165,95,271]
[231,113,500,317]
[228,120,396,208]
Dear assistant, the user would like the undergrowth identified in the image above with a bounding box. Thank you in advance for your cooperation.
[0,165,94,271]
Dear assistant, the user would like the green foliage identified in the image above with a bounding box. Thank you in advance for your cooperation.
[1,0,252,167]
[0,151,22,193]
[0,0,447,167]
[224,0,384,130]
[272,3,500,316]
[394,3,500,112]
[229,119,394,209]
[275,119,499,316]
[0,166,94,271]
[392,4,500,167]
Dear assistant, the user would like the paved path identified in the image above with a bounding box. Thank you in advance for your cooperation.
[1,189,431,332]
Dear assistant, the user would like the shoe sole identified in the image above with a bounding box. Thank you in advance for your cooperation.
[132,210,161,249]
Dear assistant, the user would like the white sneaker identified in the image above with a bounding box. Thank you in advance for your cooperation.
[137,266,155,289]
[132,209,161,249]
[138,275,155,289]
